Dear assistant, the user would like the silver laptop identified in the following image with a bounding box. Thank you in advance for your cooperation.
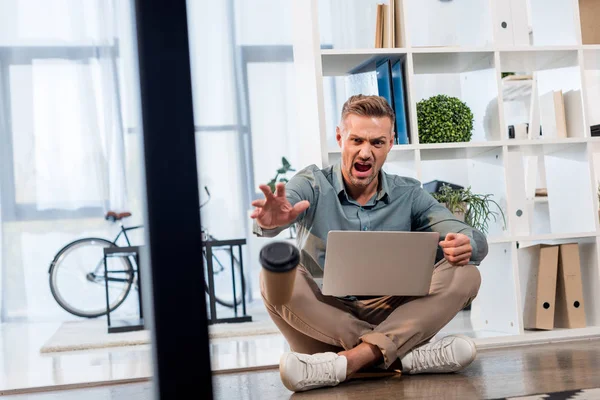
[321,230,440,297]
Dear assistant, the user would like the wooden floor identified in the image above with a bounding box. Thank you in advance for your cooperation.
[4,339,600,399]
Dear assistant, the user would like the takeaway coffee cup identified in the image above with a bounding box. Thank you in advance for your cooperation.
[259,241,300,306]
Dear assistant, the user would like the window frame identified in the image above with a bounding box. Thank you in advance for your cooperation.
[0,45,118,222]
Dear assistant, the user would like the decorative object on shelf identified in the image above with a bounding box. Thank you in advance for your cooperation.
[431,184,506,235]
[267,157,296,193]
[535,188,548,197]
[416,94,474,144]
[423,179,463,194]
[591,124,600,137]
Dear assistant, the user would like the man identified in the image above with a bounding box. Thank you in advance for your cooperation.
[250,94,487,392]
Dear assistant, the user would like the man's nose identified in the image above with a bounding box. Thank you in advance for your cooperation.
[358,144,372,159]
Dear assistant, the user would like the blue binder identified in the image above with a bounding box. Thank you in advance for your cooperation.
[391,59,410,144]
[376,59,396,143]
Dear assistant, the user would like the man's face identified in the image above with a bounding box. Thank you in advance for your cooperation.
[336,114,394,190]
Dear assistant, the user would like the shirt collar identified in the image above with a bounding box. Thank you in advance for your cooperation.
[333,161,391,204]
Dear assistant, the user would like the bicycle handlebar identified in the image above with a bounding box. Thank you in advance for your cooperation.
[199,186,211,209]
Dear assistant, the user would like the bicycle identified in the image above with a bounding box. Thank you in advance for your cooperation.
[48,187,246,318]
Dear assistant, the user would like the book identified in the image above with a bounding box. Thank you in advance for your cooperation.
[580,0,600,45]
[390,58,410,144]
[375,4,384,48]
[539,90,567,139]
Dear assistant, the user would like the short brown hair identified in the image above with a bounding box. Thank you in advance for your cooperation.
[340,94,395,133]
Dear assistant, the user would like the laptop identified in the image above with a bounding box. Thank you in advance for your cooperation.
[321,230,440,297]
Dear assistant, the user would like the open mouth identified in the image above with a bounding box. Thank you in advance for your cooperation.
[353,162,372,177]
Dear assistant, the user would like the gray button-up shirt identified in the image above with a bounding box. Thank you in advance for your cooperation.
[253,162,488,278]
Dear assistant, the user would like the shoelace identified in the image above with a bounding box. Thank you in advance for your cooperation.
[304,357,336,384]
[412,340,457,372]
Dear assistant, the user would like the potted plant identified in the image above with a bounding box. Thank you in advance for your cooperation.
[417,94,474,144]
[267,157,295,193]
[432,184,506,235]
[268,157,297,239]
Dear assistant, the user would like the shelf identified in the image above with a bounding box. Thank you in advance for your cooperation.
[500,48,578,72]
[513,232,598,244]
[327,139,592,156]
[475,327,600,350]
[412,50,495,74]
[487,236,513,244]
[410,46,494,54]
[506,137,589,147]
[327,144,417,154]
[497,45,581,52]
[321,48,408,55]
[321,49,407,76]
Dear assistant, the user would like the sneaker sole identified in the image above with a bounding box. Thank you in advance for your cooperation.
[451,334,477,369]
[279,353,297,392]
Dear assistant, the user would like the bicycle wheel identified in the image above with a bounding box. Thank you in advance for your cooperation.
[49,238,134,318]
[203,247,245,308]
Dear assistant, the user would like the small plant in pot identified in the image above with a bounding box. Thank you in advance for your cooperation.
[267,157,296,193]
[268,157,297,239]
[432,184,506,235]
[417,94,474,144]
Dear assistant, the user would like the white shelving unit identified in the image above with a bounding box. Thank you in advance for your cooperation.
[292,0,600,348]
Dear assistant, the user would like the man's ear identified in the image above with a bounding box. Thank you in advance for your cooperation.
[336,126,343,147]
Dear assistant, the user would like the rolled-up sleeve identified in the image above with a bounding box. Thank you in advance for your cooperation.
[410,186,489,264]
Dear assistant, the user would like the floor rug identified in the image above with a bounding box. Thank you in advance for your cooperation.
[493,387,600,399]
[40,318,280,353]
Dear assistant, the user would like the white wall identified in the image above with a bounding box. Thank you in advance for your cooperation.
[405,0,493,47]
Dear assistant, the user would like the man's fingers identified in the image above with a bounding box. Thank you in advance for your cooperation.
[443,244,472,257]
[440,234,470,248]
[250,208,261,219]
[445,232,457,242]
[251,199,266,208]
[446,252,472,264]
[290,200,310,218]
[259,184,275,200]
[275,182,286,198]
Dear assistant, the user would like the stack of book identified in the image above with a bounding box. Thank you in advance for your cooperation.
[374,1,402,48]
[591,124,600,137]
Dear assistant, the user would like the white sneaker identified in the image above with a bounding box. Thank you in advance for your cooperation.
[400,335,476,374]
[279,352,347,392]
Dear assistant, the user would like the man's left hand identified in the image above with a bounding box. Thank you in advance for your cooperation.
[439,233,472,266]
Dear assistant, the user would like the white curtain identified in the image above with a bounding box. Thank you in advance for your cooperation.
[0,0,133,321]
[29,2,127,212]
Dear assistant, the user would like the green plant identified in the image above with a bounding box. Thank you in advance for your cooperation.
[267,157,296,193]
[417,94,474,144]
[432,184,506,235]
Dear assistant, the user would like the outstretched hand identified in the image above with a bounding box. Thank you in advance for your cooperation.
[250,183,310,230]
[439,233,472,266]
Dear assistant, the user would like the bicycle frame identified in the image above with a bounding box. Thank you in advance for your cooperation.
[113,223,144,247]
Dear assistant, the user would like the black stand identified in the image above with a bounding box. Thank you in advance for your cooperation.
[103,246,145,333]
[204,239,252,325]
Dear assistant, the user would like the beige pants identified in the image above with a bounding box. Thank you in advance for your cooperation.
[260,260,481,369]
